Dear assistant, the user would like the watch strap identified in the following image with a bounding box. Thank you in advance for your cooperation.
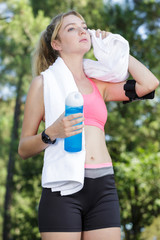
[41,130,56,144]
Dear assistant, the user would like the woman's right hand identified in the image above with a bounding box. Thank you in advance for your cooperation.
[45,112,85,140]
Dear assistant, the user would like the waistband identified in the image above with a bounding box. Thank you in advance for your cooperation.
[84,166,114,179]
[84,162,112,169]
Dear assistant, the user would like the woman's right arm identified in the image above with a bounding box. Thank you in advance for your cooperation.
[18,75,84,160]
[18,75,48,159]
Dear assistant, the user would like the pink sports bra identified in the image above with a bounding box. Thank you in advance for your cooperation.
[83,79,107,131]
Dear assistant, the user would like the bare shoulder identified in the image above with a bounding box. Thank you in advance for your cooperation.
[25,74,44,120]
[21,75,45,136]
[26,75,44,100]
[30,75,43,89]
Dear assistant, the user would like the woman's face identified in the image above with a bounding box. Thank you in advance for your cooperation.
[52,14,91,57]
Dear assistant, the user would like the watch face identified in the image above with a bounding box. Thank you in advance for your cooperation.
[42,130,56,144]
[42,131,50,144]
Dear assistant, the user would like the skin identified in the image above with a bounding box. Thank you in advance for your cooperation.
[18,14,159,240]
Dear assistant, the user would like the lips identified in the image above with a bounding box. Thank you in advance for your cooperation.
[79,38,88,42]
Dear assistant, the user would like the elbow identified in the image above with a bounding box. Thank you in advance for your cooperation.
[18,144,28,160]
[136,78,159,98]
[150,77,159,91]
[154,78,159,89]
[145,77,159,94]
[18,149,26,160]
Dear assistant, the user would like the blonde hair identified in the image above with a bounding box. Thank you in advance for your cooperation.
[32,10,84,77]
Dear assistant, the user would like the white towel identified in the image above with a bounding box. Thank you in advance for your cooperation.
[41,57,86,196]
[83,29,129,82]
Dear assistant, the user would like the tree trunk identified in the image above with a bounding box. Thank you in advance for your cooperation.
[3,76,22,240]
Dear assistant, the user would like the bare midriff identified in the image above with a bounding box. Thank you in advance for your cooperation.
[84,125,112,165]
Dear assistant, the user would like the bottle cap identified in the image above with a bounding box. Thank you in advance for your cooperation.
[65,91,84,107]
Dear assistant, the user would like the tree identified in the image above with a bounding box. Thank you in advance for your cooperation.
[0,1,50,239]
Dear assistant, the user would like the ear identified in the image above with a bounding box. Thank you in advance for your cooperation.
[51,40,62,51]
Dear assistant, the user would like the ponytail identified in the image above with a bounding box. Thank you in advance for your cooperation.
[32,30,58,77]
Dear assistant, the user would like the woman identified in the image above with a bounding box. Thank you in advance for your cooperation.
[18,10,159,240]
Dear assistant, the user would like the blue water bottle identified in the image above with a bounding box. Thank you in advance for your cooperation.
[64,91,84,152]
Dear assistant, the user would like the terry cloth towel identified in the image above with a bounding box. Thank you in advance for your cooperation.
[41,57,86,196]
[83,29,130,82]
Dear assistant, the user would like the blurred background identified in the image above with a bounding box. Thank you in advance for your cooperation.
[0,0,160,239]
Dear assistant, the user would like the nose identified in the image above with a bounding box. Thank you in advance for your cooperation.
[78,27,87,35]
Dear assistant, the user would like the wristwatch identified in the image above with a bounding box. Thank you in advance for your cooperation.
[41,130,56,144]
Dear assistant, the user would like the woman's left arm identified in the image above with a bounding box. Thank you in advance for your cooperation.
[128,55,159,97]
[103,55,159,102]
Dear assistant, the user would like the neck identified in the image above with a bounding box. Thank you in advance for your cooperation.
[61,54,86,81]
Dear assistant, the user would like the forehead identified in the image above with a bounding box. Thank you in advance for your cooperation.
[61,14,85,28]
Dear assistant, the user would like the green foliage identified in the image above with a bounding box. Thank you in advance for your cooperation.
[0,0,49,239]
[30,0,106,29]
[140,216,160,240]
[0,0,50,86]
[10,154,43,239]
[114,150,160,239]
[0,99,14,238]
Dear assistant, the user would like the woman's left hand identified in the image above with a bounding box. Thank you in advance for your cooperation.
[95,29,110,39]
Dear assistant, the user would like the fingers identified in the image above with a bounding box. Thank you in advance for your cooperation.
[62,113,85,137]
[66,112,83,121]
[95,29,110,39]
[95,29,101,37]
[49,113,84,139]
[64,124,84,138]
[61,113,84,127]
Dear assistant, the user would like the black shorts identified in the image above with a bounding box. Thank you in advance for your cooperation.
[38,174,120,232]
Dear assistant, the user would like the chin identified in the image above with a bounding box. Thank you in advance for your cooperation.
[82,45,91,54]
